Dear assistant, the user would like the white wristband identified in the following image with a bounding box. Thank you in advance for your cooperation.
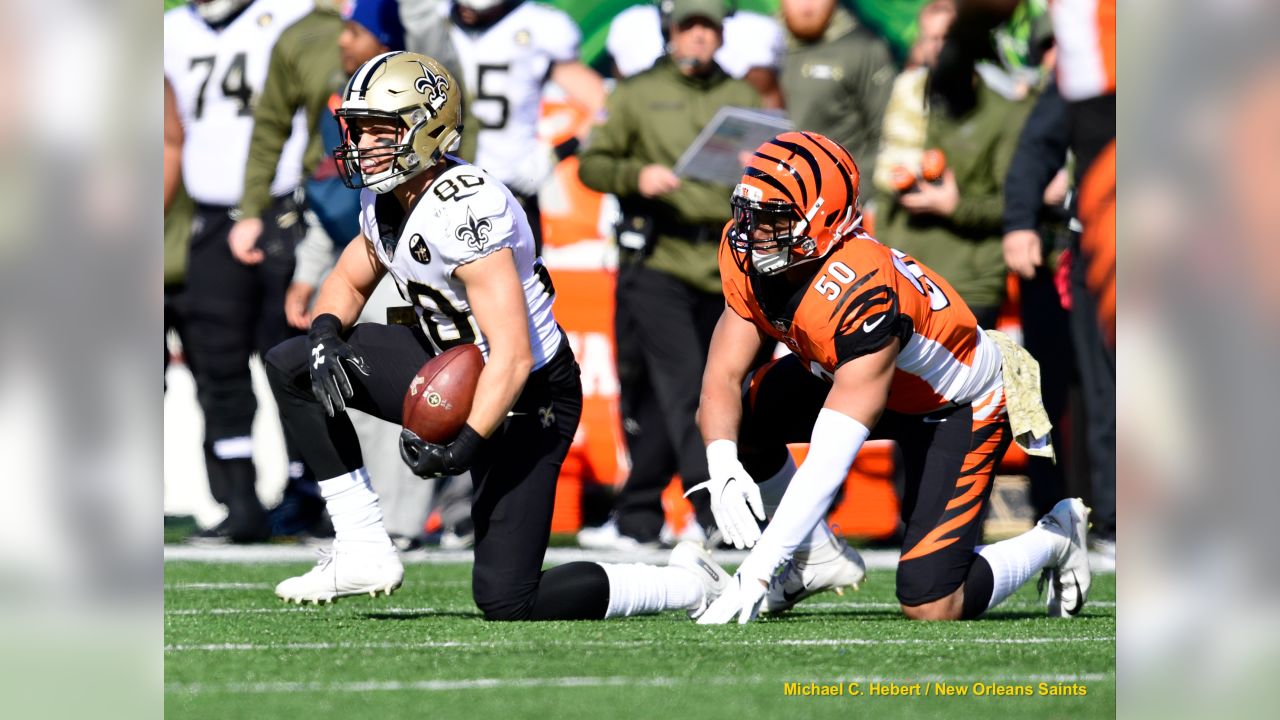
[705,439,739,477]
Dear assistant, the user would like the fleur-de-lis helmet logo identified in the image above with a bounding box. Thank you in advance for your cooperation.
[455,208,494,252]
[414,61,450,111]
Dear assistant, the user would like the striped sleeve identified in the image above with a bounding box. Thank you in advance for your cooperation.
[829,268,912,366]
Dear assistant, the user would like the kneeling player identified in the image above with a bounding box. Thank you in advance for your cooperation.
[265,52,725,620]
[693,132,1090,624]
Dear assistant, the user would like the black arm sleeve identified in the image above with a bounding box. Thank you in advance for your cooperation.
[1002,81,1071,233]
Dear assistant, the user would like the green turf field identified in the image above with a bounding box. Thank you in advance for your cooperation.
[165,561,1115,719]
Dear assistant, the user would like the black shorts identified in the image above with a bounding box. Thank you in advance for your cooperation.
[736,354,1011,606]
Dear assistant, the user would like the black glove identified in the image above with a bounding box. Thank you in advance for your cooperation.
[308,313,370,417]
[399,425,485,479]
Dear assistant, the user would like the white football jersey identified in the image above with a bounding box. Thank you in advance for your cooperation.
[164,0,312,206]
[359,160,563,367]
[606,6,783,79]
[449,1,580,195]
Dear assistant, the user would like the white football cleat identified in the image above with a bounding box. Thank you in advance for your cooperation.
[439,529,475,551]
[765,535,866,613]
[659,519,707,548]
[1037,498,1092,617]
[577,518,659,551]
[668,541,729,620]
[275,547,404,604]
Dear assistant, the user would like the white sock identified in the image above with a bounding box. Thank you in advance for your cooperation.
[319,467,394,555]
[797,522,839,556]
[976,526,1062,610]
[757,456,834,553]
[757,456,798,516]
[598,563,703,618]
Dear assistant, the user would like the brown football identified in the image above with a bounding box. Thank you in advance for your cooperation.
[401,344,484,444]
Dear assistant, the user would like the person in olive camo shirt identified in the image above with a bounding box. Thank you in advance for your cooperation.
[778,0,896,210]
[578,0,759,542]
[874,63,1035,328]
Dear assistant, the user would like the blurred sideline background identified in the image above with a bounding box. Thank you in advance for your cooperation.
[162,82,1040,542]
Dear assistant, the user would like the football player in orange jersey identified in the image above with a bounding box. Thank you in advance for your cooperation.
[692,132,1092,623]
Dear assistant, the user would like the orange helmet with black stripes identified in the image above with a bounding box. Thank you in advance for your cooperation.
[729,131,864,276]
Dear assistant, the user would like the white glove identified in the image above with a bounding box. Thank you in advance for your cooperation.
[697,571,768,625]
[686,440,766,549]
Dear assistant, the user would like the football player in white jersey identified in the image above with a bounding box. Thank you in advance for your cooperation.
[265,52,728,621]
[448,0,606,252]
[164,0,317,543]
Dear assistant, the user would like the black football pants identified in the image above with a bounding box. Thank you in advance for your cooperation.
[265,326,610,620]
[1069,232,1116,539]
[180,194,309,536]
[612,263,684,542]
[1019,265,1080,518]
[614,265,722,531]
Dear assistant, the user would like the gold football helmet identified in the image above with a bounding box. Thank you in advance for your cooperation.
[334,52,464,194]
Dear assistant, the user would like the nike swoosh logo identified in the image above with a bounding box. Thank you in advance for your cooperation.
[923,416,946,424]
[781,579,812,604]
[863,316,885,333]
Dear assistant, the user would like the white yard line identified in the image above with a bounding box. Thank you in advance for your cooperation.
[166,672,1112,695]
[164,583,272,590]
[166,600,1115,616]
[164,581,471,591]
[163,544,1116,573]
[167,641,473,651]
[165,636,1113,652]
[166,607,438,616]
[772,637,1114,646]
[799,600,1117,610]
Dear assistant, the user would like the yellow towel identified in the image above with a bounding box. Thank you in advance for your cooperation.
[985,329,1056,461]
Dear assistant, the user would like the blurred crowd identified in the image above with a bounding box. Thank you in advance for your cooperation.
[163,0,1115,558]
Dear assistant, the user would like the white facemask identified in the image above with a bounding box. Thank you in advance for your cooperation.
[751,247,790,275]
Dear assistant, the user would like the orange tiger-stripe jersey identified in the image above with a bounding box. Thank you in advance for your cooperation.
[719,230,1003,416]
